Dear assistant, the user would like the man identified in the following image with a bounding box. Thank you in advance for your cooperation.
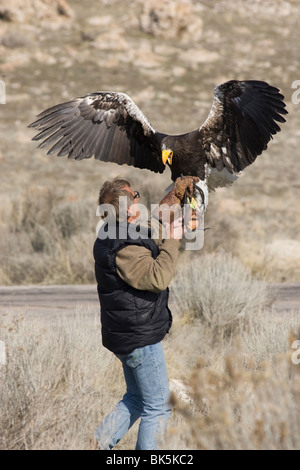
[93,176,198,450]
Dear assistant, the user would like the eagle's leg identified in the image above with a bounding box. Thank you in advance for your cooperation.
[179,177,208,232]
[193,180,209,212]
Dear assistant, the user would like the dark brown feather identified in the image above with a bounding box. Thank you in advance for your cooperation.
[29,92,165,174]
[29,81,287,191]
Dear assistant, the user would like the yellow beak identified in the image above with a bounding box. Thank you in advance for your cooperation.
[162,149,173,166]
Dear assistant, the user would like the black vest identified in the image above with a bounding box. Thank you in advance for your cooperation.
[93,223,172,355]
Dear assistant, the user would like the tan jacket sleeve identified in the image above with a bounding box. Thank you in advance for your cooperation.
[115,238,180,293]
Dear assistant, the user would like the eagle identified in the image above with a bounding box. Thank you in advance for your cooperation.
[29,80,287,209]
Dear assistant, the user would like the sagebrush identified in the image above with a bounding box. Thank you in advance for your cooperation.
[1,254,299,450]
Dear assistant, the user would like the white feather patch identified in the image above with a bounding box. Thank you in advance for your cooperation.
[116,92,156,136]
[194,179,209,211]
[206,165,240,190]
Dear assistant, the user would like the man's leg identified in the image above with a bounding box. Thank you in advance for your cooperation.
[95,343,171,450]
[95,352,143,449]
[133,343,171,450]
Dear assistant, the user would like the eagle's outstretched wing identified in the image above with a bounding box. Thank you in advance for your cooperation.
[198,80,287,174]
[29,92,165,174]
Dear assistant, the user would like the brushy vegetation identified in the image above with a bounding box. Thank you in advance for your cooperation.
[0,308,119,450]
[166,350,300,450]
[1,253,299,450]
[171,252,271,341]
[1,181,299,286]
[0,0,299,448]
[0,176,163,285]
[0,187,96,285]
[1,0,300,286]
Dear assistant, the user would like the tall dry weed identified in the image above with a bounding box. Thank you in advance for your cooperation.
[0,308,122,450]
[164,254,300,450]
[0,187,96,285]
[171,252,271,341]
[166,350,300,450]
[0,302,299,449]
[0,232,299,450]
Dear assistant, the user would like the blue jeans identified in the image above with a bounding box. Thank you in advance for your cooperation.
[95,342,171,450]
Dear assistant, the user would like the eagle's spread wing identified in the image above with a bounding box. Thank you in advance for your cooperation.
[29,92,165,174]
[198,80,287,174]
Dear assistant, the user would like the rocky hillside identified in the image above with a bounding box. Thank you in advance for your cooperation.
[0,0,299,283]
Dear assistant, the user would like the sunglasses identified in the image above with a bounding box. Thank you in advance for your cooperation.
[133,191,140,199]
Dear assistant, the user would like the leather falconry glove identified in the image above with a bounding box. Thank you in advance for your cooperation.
[175,176,201,232]
[174,176,200,204]
[159,176,200,207]
[155,176,200,226]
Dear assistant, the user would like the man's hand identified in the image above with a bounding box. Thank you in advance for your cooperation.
[165,213,184,240]
[184,208,200,232]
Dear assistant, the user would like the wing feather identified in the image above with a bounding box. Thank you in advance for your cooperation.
[46,134,71,156]
[46,119,86,153]
[29,92,165,174]
[198,80,287,174]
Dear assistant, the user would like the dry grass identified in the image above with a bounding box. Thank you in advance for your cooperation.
[0,187,97,285]
[166,350,300,450]
[0,1,299,447]
[171,252,271,341]
[1,254,299,450]
[1,174,299,285]
[164,253,300,450]
[1,0,300,285]
[0,172,169,285]
[0,307,121,450]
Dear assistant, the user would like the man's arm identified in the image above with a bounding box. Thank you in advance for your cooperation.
[115,239,180,293]
[116,176,199,293]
